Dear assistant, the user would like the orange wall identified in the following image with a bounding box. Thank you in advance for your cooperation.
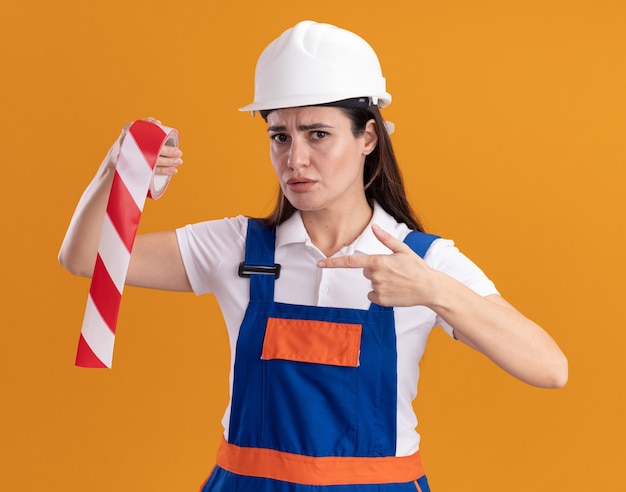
[1,1,624,490]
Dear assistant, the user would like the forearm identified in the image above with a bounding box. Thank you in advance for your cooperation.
[58,159,114,277]
[429,272,568,388]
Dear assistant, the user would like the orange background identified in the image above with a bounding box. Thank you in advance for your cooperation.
[1,0,624,490]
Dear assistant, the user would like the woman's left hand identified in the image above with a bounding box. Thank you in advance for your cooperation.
[317,224,437,307]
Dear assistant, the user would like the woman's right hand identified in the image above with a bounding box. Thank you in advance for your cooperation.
[104,117,183,176]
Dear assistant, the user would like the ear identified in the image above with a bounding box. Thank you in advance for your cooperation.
[362,119,378,155]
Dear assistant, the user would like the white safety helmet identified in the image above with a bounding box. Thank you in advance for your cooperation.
[239,20,392,115]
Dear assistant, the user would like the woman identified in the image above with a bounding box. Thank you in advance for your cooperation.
[59,20,567,492]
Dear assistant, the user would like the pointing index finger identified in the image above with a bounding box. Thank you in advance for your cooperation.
[318,255,372,269]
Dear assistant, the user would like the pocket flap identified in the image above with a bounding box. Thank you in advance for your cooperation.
[261,318,362,367]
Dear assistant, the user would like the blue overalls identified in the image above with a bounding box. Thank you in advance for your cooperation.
[202,219,438,492]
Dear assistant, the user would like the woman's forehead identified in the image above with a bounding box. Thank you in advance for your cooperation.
[266,106,349,127]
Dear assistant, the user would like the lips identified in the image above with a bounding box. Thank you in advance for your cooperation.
[286,177,317,192]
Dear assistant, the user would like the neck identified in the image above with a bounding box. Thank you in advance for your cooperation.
[301,199,373,258]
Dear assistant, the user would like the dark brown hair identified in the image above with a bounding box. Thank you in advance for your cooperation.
[262,105,424,232]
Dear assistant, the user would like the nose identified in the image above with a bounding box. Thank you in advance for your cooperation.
[287,138,310,170]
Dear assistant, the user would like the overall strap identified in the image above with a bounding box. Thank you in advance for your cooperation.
[403,231,440,258]
[239,218,280,302]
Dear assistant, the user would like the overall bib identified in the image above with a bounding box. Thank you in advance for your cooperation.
[202,220,438,492]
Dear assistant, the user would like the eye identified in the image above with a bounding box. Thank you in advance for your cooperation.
[270,133,290,143]
[311,131,328,141]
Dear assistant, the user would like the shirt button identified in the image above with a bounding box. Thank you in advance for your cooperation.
[321,285,329,294]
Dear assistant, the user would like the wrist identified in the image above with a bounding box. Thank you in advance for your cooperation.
[422,269,466,314]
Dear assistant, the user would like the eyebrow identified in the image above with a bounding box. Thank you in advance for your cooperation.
[267,123,335,133]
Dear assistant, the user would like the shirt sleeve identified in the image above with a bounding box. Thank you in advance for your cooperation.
[423,238,500,337]
[175,216,248,295]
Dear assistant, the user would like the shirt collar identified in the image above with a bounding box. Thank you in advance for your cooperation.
[275,210,308,249]
[353,202,399,255]
[275,202,399,255]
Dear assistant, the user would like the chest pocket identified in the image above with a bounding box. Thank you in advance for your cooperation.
[261,318,362,367]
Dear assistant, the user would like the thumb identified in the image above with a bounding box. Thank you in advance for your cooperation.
[372,224,412,254]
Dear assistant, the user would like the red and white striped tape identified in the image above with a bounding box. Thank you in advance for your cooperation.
[76,120,179,368]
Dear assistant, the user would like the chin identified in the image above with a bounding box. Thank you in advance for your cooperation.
[285,195,324,213]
